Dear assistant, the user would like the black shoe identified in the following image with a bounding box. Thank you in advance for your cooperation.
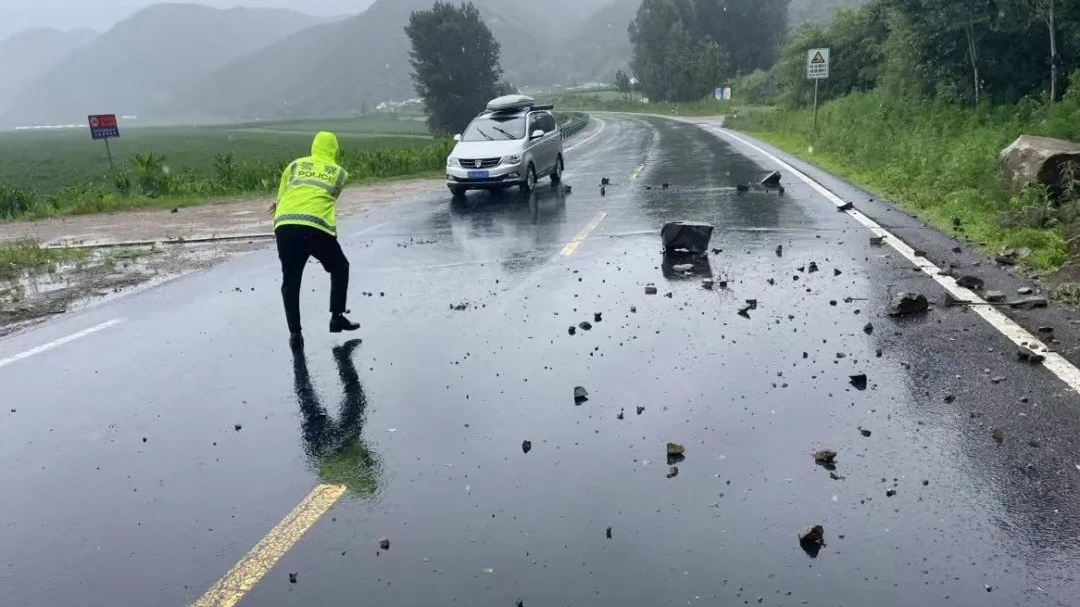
[329,313,360,333]
[289,332,304,349]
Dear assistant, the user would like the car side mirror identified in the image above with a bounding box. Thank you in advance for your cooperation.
[531,129,545,139]
[453,134,461,142]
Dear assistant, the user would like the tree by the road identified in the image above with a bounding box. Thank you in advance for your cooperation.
[628,0,789,102]
[406,2,503,135]
[615,69,632,98]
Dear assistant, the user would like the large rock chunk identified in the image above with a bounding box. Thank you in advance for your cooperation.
[662,221,714,254]
[888,292,929,316]
[1000,135,1080,200]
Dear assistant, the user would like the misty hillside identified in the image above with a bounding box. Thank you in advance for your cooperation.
[0,28,97,113]
[558,0,640,84]
[163,0,616,122]
[789,0,871,26]
[0,3,330,126]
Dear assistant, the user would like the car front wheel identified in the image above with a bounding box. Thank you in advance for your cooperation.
[449,185,467,197]
[550,155,564,185]
[520,164,537,193]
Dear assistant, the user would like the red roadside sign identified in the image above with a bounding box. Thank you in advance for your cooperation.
[88,114,120,140]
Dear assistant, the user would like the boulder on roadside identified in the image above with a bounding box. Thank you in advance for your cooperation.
[661,221,714,254]
[1000,135,1080,201]
[956,275,985,290]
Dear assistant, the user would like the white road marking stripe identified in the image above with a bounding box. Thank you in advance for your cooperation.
[713,126,1080,393]
[0,319,124,370]
[564,118,607,154]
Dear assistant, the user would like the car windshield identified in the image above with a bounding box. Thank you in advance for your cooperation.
[461,115,525,142]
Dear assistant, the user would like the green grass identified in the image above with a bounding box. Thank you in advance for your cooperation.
[0,116,453,220]
[728,90,1080,272]
[0,240,88,281]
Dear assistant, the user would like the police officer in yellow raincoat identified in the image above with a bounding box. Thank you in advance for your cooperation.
[271,132,359,345]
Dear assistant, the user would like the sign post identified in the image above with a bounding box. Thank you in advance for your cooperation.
[806,48,830,136]
[88,114,120,173]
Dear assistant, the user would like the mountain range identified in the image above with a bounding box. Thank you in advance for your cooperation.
[0,0,863,126]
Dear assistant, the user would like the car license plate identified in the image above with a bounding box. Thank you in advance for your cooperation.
[467,170,489,179]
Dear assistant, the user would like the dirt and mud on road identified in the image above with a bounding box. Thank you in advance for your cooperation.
[0,178,442,336]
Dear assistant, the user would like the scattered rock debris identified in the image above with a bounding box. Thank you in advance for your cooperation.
[834,268,842,276]
[984,291,1006,303]
[379,537,391,550]
[234,424,242,432]
[288,572,298,584]
[813,449,837,470]
[1018,348,1046,364]
[1018,286,1034,295]
[956,275,984,290]
[775,245,783,257]
[574,386,589,405]
[885,489,897,498]
[667,442,685,456]
[522,440,532,454]
[859,427,872,437]
[450,302,469,311]
[838,201,854,211]
[849,374,868,391]
[636,406,645,415]
[579,321,593,331]
[808,262,819,273]
[798,525,825,558]
[888,293,929,316]
[594,312,602,322]
[606,526,613,539]
[870,236,886,246]
[645,284,658,295]
[667,466,679,478]
[672,263,694,273]
[1009,296,1048,309]
[702,278,714,290]
[991,428,1004,444]
[863,323,874,335]
[568,326,576,336]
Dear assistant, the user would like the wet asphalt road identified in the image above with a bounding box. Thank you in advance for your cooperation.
[3,115,1080,607]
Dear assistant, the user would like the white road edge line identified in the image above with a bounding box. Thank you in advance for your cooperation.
[564,117,607,154]
[349,221,390,238]
[0,319,124,370]
[713,126,1080,393]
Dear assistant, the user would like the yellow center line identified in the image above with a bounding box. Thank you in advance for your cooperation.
[560,211,607,256]
[189,483,346,607]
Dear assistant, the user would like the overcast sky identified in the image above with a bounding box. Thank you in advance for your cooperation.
[0,0,372,38]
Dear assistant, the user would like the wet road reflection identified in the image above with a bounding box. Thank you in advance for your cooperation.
[291,339,379,498]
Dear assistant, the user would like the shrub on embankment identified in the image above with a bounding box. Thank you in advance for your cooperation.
[727,80,1080,272]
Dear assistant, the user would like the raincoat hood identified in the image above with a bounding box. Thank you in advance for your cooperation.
[311,131,340,162]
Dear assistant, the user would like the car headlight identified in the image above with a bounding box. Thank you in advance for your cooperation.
[502,155,522,165]
[447,157,459,168]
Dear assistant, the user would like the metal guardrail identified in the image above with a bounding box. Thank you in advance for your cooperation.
[560,113,590,140]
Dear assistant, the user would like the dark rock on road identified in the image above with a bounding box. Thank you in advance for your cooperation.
[888,293,930,316]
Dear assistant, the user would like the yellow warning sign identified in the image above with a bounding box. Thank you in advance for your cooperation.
[810,51,826,64]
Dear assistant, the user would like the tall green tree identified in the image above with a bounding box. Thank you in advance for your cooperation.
[615,69,633,98]
[405,2,503,135]
[629,0,735,102]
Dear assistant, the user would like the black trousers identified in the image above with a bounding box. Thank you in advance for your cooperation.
[275,224,349,333]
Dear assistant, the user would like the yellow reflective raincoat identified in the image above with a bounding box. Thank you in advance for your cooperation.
[274,131,348,237]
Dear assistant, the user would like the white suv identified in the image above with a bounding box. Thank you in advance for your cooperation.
[446,95,564,197]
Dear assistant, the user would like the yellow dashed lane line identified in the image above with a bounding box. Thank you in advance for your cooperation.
[189,483,346,607]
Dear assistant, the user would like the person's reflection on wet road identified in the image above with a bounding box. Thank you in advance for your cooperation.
[290,339,379,498]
